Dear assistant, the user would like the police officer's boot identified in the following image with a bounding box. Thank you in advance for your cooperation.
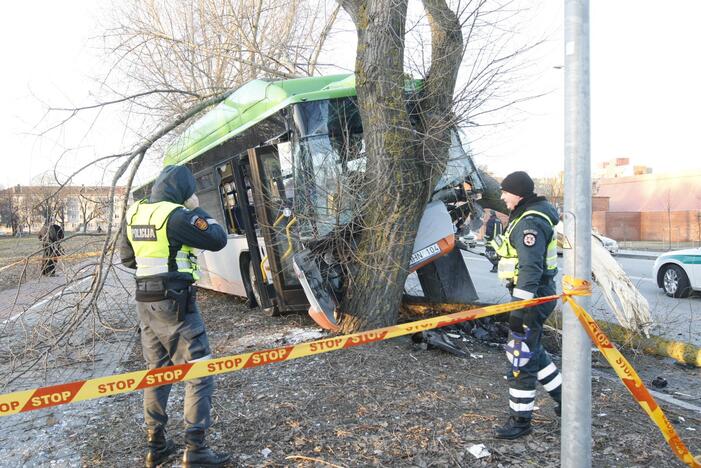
[494,415,532,440]
[554,393,562,417]
[145,427,175,467]
[183,430,231,467]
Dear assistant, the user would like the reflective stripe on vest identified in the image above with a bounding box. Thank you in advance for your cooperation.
[126,199,200,280]
[490,209,557,283]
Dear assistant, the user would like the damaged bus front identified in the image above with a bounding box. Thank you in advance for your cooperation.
[148,74,484,330]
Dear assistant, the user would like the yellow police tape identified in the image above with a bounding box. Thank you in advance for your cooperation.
[0,251,103,272]
[562,276,700,468]
[0,275,697,466]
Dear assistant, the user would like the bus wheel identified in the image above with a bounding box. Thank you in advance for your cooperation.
[244,258,262,308]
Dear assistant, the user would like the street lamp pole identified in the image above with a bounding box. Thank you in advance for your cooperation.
[562,0,592,467]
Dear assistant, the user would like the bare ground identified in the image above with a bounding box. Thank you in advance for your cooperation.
[71,289,701,468]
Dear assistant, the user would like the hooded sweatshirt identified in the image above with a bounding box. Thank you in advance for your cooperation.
[120,165,227,288]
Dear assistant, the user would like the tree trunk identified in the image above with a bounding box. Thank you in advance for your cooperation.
[339,0,463,332]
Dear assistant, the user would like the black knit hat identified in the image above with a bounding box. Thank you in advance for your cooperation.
[500,171,534,197]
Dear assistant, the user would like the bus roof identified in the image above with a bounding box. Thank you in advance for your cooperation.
[164,74,356,167]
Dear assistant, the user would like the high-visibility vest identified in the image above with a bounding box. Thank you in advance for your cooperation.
[126,199,200,281]
[490,209,557,283]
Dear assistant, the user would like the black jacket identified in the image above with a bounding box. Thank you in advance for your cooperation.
[506,194,559,301]
[120,165,227,288]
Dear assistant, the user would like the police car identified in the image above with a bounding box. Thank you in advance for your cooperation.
[652,248,701,298]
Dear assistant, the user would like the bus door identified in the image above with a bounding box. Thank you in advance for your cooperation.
[228,155,276,312]
[244,144,308,313]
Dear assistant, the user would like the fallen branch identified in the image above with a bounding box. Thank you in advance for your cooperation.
[547,310,701,368]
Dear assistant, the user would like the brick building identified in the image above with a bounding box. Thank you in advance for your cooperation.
[594,157,652,179]
[593,171,701,243]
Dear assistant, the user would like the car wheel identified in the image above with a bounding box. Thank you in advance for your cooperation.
[661,264,692,298]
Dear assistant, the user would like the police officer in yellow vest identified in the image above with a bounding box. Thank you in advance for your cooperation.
[490,171,562,440]
[120,165,230,467]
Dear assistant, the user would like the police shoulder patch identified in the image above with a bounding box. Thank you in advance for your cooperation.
[192,217,209,231]
[523,232,537,247]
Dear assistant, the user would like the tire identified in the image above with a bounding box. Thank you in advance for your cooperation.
[241,255,261,308]
[247,259,263,307]
[245,257,280,316]
[661,264,692,298]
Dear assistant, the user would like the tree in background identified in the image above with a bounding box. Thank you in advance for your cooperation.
[101,0,341,119]
[534,172,564,211]
[0,187,21,236]
[77,186,109,232]
[27,173,68,232]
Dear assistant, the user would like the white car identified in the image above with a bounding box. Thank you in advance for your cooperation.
[557,231,619,256]
[652,248,701,298]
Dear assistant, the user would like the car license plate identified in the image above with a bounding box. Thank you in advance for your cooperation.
[409,243,441,267]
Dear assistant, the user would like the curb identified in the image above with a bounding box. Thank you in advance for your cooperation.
[615,251,660,260]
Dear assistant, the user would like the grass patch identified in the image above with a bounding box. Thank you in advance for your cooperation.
[0,234,110,291]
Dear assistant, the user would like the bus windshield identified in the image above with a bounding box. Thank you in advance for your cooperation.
[434,128,483,193]
[292,99,366,238]
[290,98,481,240]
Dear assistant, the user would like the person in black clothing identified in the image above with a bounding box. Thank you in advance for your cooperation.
[483,210,502,273]
[39,224,64,276]
[492,171,563,440]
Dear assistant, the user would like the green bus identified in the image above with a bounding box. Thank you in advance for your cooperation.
[135,73,483,330]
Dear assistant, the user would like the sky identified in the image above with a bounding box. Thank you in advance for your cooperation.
[1,1,700,188]
[0,1,95,187]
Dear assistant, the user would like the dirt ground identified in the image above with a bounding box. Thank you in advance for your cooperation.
[69,289,701,468]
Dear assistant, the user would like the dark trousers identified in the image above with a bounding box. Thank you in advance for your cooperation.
[484,245,499,268]
[506,281,562,418]
[41,244,61,276]
[136,297,213,436]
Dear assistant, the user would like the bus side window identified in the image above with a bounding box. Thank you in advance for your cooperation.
[217,162,244,235]
[220,180,243,235]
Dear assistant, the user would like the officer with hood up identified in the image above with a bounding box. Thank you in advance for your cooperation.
[121,165,229,467]
[490,171,562,440]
